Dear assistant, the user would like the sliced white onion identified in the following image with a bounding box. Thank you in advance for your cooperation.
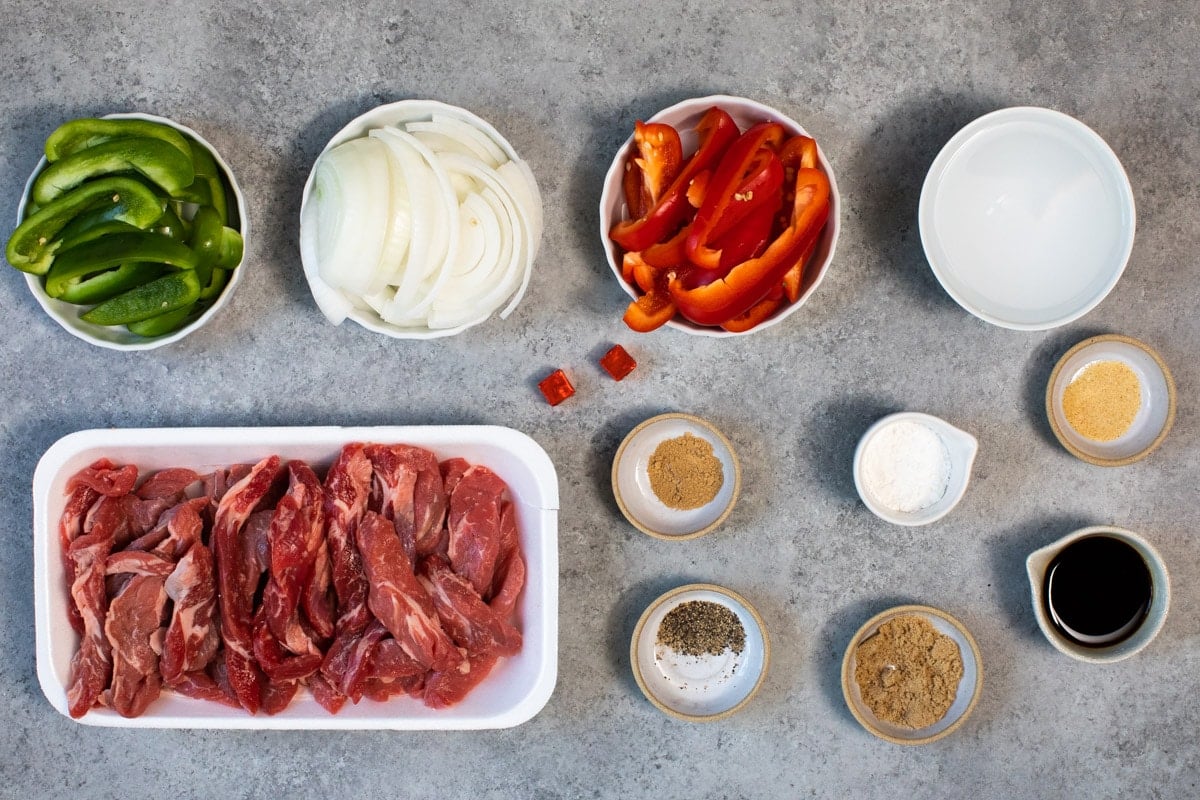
[306,110,543,332]
[430,113,507,167]
[313,137,392,297]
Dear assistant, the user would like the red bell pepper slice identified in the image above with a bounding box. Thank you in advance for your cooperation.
[633,122,682,206]
[610,107,738,252]
[720,295,784,333]
[669,166,830,326]
[684,121,787,269]
[622,158,646,219]
[686,170,710,208]
[707,152,784,243]
[712,185,782,269]
[623,287,676,332]
[781,238,818,303]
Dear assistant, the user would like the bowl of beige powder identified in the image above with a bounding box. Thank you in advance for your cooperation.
[841,604,983,745]
[612,413,741,540]
[1046,334,1176,467]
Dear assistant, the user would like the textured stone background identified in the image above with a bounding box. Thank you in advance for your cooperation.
[0,2,1197,798]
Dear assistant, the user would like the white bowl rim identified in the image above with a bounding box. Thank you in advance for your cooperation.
[918,105,1135,331]
[599,94,841,337]
[17,111,248,351]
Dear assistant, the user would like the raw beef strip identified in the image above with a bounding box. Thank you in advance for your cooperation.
[320,444,373,698]
[308,671,347,715]
[367,445,447,557]
[84,495,139,550]
[252,606,322,683]
[302,537,335,642]
[262,461,325,657]
[160,543,219,684]
[124,497,208,559]
[65,529,115,718]
[67,459,138,497]
[366,444,420,560]
[361,672,425,703]
[323,618,391,699]
[420,556,521,657]
[424,650,500,709]
[440,458,470,496]
[357,511,461,672]
[212,455,282,713]
[261,678,299,715]
[447,465,506,596]
[368,637,426,681]
[105,551,176,577]
[242,510,273,576]
[489,501,526,619]
[135,468,199,499]
[324,443,372,632]
[166,670,239,708]
[104,574,168,717]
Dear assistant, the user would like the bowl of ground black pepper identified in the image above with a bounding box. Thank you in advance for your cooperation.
[841,605,982,745]
[612,413,741,540]
[1046,334,1176,467]
[631,584,769,721]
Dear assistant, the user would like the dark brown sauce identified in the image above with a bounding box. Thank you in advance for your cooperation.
[1043,535,1152,648]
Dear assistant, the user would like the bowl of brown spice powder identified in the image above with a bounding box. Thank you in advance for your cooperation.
[631,584,769,721]
[841,605,982,745]
[1046,334,1176,467]
[612,413,741,540]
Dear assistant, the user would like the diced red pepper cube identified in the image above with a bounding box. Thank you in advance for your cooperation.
[599,345,637,381]
[538,369,575,406]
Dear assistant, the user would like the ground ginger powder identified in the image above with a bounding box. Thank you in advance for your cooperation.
[854,614,963,729]
[1061,359,1141,442]
[647,433,723,510]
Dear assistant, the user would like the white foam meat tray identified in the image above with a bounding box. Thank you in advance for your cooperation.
[33,425,559,729]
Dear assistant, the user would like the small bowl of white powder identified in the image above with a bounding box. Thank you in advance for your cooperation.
[853,412,978,526]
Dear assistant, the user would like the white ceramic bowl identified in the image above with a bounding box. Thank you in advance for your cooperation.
[612,413,741,539]
[298,100,543,340]
[919,107,1135,330]
[1046,334,1175,466]
[631,584,769,721]
[1026,525,1169,664]
[33,425,559,729]
[853,412,977,526]
[841,605,982,745]
[17,112,248,350]
[599,94,841,337]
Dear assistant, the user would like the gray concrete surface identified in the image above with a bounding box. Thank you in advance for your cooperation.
[1,1,1198,797]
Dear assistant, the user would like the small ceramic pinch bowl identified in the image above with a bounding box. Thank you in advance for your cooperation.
[1046,334,1176,467]
[852,412,978,527]
[631,584,769,721]
[599,94,841,337]
[19,112,248,350]
[919,107,1135,330]
[841,605,982,745]
[1026,525,1170,664]
[612,413,740,540]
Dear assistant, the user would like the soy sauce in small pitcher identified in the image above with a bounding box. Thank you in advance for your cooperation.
[1043,535,1153,647]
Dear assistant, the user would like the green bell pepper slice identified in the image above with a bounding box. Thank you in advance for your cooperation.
[188,206,222,287]
[198,267,229,300]
[188,138,230,225]
[6,177,164,275]
[217,227,244,269]
[44,232,200,297]
[56,261,166,305]
[170,180,212,206]
[57,220,143,253]
[81,270,202,326]
[45,118,191,162]
[126,302,196,337]
[32,137,196,206]
[152,205,189,243]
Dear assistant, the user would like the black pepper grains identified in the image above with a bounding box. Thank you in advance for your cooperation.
[657,600,745,656]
